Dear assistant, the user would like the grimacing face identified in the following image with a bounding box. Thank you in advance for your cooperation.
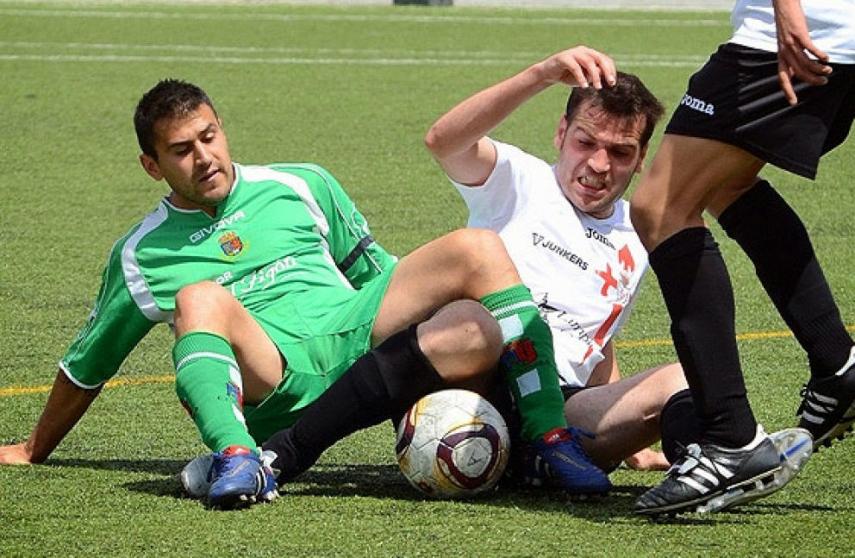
[139,103,235,216]
[553,100,647,219]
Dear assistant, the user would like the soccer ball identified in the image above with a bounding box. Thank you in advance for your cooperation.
[395,389,510,498]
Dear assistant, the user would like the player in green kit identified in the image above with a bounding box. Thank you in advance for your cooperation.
[0,79,611,508]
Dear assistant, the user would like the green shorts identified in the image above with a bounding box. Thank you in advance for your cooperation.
[244,265,396,442]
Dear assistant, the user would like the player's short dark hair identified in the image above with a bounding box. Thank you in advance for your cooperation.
[134,79,218,159]
[565,72,664,148]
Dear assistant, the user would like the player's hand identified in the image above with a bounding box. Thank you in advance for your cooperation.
[0,442,34,465]
[773,0,832,105]
[538,46,617,90]
[624,447,669,471]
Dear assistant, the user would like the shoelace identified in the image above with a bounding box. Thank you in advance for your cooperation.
[666,443,706,478]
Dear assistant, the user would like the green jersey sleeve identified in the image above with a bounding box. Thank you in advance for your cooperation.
[273,163,397,288]
[60,236,156,388]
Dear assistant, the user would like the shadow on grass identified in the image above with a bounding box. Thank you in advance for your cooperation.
[47,459,840,521]
[49,457,186,476]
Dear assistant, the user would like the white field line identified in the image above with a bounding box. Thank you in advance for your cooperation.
[0,7,729,26]
[0,52,706,67]
[0,41,709,61]
[0,42,709,67]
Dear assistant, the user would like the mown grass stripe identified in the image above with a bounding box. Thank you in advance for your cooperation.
[0,53,705,68]
[3,325,851,397]
[0,8,729,27]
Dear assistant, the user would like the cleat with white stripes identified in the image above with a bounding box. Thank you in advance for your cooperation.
[695,427,813,513]
[797,347,855,451]
[634,426,784,517]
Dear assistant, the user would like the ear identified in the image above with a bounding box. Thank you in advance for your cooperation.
[554,115,569,151]
[634,145,649,174]
[139,153,163,181]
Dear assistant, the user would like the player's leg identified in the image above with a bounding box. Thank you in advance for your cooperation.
[712,178,855,450]
[631,135,765,448]
[374,228,610,494]
[172,280,282,507]
[630,137,787,515]
[261,299,502,482]
[564,363,687,471]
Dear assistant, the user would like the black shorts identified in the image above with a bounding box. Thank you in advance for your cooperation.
[665,43,855,179]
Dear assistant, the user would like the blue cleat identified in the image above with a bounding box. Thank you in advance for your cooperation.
[206,445,278,509]
[525,427,612,496]
[181,449,278,500]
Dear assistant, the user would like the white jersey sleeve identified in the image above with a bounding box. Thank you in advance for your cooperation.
[451,140,544,231]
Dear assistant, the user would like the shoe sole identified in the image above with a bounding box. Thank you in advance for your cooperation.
[635,464,782,518]
[208,489,278,510]
[636,429,813,518]
[697,429,813,513]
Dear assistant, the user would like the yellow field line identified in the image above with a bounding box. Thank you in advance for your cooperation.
[614,327,855,349]
[2,325,853,398]
[0,374,174,398]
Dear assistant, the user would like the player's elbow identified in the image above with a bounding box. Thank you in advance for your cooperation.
[424,124,452,159]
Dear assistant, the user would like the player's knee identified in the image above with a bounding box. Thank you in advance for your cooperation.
[174,281,235,328]
[419,300,502,381]
[446,228,511,279]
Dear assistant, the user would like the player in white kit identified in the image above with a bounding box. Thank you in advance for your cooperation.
[425,45,813,508]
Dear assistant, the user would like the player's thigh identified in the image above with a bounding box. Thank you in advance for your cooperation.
[632,136,765,238]
[373,229,517,341]
[174,281,283,404]
[415,300,503,383]
[228,313,284,404]
[565,363,686,468]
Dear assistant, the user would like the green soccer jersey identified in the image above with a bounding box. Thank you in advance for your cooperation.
[60,163,396,388]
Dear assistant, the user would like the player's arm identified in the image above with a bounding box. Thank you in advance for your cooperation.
[772,0,832,105]
[0,238,155,465]
[425,45,617,186]
[0,372,102,464]
[586,341,620,387]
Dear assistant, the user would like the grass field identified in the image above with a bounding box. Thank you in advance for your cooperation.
[1,2,853,556]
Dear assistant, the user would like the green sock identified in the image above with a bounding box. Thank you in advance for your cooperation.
[480,285,567,441]
[173,332,256,452]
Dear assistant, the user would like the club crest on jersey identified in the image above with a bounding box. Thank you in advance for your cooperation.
[218,231,244,258]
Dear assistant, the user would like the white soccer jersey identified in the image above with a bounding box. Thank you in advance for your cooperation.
[730,0,855,63]
[451,140,648,388]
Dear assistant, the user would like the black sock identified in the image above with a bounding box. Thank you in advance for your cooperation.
[262,324,444,481]
[660,389,702,463]
[718,180,854,378]
[650,227,757,447]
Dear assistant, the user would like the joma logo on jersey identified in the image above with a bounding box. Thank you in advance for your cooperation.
[219,232,244,257]
[680,93,715,116]
[586,228,615,249]
[188,210,247,243]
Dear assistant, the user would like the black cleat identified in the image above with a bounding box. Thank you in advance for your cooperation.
[634,428,784,517]
[797,348,855,450]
